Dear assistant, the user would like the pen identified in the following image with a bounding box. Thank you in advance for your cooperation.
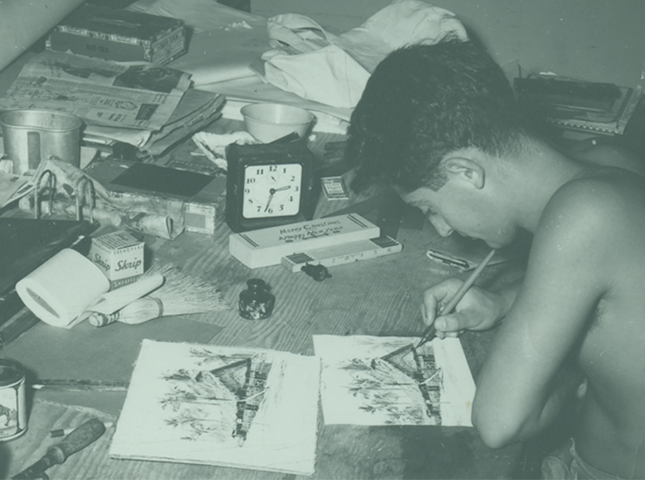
[416,249,497,348]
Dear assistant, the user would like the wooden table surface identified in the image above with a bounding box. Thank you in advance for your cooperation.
[0,120,527,479]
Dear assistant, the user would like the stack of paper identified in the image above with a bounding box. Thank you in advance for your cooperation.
[0,51,224,156]
[110,340,320,476]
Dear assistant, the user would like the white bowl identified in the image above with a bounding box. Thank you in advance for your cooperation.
[241,103,314,143]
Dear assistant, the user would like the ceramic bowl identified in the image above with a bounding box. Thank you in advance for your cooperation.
[240,103,314,143]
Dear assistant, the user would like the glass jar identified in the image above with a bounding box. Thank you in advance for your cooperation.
[238,279,275,320]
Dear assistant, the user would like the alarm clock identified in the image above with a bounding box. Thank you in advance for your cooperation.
[225,142,317,232]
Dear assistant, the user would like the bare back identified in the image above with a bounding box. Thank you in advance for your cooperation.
[571,167,645,477]
[474,157,645,477]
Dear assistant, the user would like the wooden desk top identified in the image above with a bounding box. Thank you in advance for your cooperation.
[0,120,526,479]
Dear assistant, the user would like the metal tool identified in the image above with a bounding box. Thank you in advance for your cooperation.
[12,418,106,479]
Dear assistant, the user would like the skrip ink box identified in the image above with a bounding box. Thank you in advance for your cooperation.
[89,231,144,289]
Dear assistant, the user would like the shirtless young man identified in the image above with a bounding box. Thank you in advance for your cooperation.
[346,39,645,478]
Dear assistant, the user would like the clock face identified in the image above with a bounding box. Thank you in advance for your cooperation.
[242,163,303,219]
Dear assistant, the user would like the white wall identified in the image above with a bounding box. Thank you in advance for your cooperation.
[253,0,645,89]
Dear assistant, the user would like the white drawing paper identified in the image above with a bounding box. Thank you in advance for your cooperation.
[313,335,475,426]
[110,339,320,476]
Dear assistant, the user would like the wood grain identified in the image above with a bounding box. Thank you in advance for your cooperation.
[1,120,525,479]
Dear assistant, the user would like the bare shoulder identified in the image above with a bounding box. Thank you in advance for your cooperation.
[529,167,645,289]
[542,167,645,237]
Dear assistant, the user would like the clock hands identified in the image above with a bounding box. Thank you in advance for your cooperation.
[264,185,291,212]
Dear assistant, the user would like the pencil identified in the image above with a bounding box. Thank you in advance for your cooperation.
[416,249,497,348]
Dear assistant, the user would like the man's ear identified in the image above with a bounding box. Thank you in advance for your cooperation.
[443,157,485,189]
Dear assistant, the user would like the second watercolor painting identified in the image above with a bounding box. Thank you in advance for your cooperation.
[313,335,475,427]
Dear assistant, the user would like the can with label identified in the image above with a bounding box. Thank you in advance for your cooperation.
[0,357,27,441]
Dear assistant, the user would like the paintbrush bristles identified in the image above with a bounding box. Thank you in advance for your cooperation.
[106,263,230,325]
[144,263,229,312]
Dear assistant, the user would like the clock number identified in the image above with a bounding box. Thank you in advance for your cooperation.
[241,163,303,219]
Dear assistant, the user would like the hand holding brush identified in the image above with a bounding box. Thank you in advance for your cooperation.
[417,249,497,348]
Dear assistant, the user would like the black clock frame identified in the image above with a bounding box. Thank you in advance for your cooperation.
[225,142,316,233]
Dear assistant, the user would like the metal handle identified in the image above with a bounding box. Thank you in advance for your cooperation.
[33,169,56,220]
[73,176,95,222]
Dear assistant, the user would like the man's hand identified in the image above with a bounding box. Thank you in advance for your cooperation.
[422,278,504,338]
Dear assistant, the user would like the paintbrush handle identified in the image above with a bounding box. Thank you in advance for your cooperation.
[440,249,496,314]
[116,297,164,324]
[417,249,496,347]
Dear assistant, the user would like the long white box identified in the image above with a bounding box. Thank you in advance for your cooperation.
[229,214,380,269]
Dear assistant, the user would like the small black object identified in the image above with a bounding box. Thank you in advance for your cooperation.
[238,279,275,320]
[301,264,332,282]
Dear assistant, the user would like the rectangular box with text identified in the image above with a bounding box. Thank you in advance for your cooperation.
[229,214,380,269]
[89,231,144,289]
[47,5,187,65]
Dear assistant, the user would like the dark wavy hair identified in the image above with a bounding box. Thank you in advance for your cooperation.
[347,39,529,192]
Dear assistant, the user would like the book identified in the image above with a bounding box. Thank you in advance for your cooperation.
[548,86,642,136]
[516,74,642,136]
[110,340,320,476]
[47,5,187,65]
[229,213,380,269]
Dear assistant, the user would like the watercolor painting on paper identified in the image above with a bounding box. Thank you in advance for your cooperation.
[313,335,475,427]
[110,340,320,476]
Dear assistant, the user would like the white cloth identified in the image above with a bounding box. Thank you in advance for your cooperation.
[261,0,468,108]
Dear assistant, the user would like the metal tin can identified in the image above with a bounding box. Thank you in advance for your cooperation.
[0,357,27,441]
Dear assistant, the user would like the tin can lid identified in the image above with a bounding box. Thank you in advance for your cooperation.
[0,357,25,386]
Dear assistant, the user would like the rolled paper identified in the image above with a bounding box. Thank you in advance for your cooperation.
[16,248,110,328]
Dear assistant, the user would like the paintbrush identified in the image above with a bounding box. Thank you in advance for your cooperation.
[416,249,497,348]
[102,263,230,325]
[32,379,128,391]
[380,250,497,360]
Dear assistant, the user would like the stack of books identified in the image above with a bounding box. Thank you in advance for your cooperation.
[516,74,642,136]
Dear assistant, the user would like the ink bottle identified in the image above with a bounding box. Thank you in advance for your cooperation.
[238,278,275,320]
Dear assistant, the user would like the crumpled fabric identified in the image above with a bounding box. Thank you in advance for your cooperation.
[261,0,468,108]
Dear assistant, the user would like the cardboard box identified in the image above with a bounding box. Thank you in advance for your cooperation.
[89,231,144,289]
[47,5,187,65]
[229,214,381,269]
[84,158,227,236]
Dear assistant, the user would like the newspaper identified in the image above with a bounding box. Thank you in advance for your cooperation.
[86,88,225,154]
[0,51,191,131]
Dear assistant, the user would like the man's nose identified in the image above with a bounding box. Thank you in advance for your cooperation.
[428,214,453,237]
